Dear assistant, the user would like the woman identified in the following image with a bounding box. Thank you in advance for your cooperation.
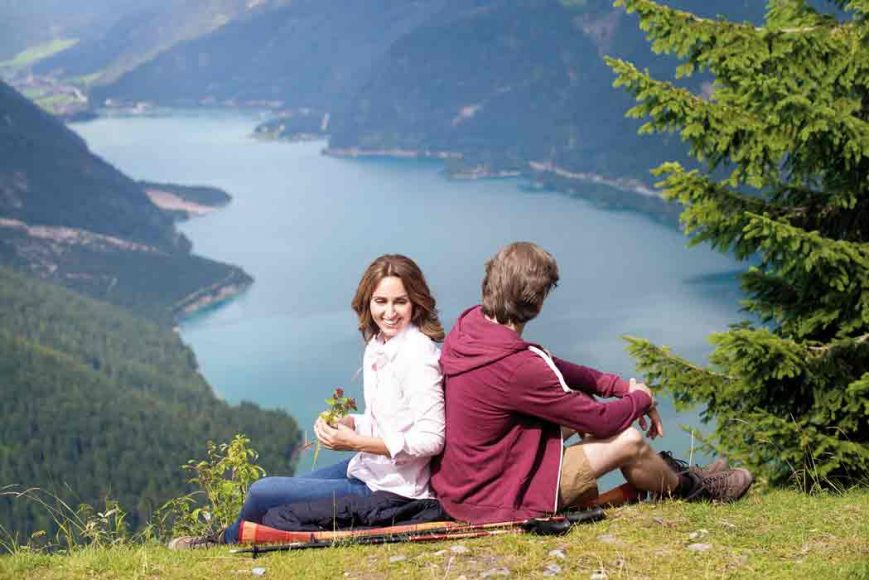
[169,254,445,548]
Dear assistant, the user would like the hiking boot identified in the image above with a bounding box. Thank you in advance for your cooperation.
[167,528,225,550]
[687,468,754,502]
[659,451,727,476]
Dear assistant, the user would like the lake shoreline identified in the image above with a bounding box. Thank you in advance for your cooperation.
[74,107,678,225]
[137,178,254,321]
[324,144,677,222]
[173,273,253,320]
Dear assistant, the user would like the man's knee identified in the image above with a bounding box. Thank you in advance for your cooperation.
[581,427,649,476]
[614,427,646,459]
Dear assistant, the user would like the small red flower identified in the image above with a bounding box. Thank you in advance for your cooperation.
[335,387,344,398]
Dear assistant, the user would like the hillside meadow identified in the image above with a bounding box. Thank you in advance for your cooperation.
[1,489,866,579]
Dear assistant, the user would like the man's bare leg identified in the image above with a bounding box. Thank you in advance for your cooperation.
[578,427,679,495]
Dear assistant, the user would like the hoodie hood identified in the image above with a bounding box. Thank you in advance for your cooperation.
[440,306,532,377]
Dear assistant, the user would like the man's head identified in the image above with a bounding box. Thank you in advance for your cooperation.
[481,242,559,326]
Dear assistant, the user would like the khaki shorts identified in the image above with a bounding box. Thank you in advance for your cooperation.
[558,443,598,509]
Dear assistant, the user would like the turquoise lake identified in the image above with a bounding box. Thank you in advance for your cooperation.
[72,110,744,473]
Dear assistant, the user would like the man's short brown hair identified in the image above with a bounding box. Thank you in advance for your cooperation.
[481,242,559,325]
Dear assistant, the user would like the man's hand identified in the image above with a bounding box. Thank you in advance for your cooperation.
[337,415,355,430]
[643,406,664,439]
[628,377,654,400]
[314,417,359,451]
[630,378,664,439]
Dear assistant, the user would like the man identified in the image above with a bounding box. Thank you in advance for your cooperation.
[431,242,752,523]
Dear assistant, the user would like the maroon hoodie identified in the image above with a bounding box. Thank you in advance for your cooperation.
[430,306,652,523]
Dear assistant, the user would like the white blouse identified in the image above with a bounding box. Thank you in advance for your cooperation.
[346,324,445,499]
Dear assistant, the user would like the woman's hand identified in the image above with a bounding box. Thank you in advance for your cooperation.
[314,417,359,451]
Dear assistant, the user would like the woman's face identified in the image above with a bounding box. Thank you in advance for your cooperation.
[370,276,413,341]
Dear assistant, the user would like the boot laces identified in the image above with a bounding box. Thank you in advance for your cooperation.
[699,470,736,497]
[659,450,689,473]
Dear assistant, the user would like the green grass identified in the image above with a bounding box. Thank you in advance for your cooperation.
[0,39,78,69]
[1,489,866,579]
[33,93,81,113]
[68,73,104,88]
[16,85,85,115]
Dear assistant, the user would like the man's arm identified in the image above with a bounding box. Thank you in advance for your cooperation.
[552,356,631,398]
[506,356,652,439]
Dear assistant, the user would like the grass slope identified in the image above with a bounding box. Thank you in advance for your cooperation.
[1,490,866,578]
[0,39,79,70]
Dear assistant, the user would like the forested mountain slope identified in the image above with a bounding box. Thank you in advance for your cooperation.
[94,0,445,109]
[31,0,291,85]
[0,268,301,538]
[0,81,178,249]
[0,0,158,60]
[0,80,251,322]
[329,0,765,183]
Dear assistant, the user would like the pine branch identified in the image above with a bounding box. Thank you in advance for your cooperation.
[709,327,811,383]
[617,0,859,36]
[741,213,869,338]
[623,336,732,413]
[744,213,869,280]
[652,164,785,259]
[606,58,771,185]
[624,336,732,379]
[807,333,869,352]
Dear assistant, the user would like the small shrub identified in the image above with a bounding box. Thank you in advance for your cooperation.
[153,434,265,539]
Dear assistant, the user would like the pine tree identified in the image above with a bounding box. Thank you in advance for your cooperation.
[606,0,868,489]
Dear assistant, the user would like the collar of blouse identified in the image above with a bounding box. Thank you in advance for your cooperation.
[366,324,417,370]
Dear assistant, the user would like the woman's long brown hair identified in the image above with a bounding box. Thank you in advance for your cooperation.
[351,254,445,342]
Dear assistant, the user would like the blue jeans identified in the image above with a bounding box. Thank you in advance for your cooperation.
[223,458,372,543]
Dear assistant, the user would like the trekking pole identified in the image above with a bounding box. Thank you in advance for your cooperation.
[232,525,524,557]
[231,507,605,557]
[231,527,519,557]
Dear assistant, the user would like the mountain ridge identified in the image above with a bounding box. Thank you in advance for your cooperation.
[94,0,446,110]
[328,0,765,185]
[0,79,253,323]
[31,0,292,85]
